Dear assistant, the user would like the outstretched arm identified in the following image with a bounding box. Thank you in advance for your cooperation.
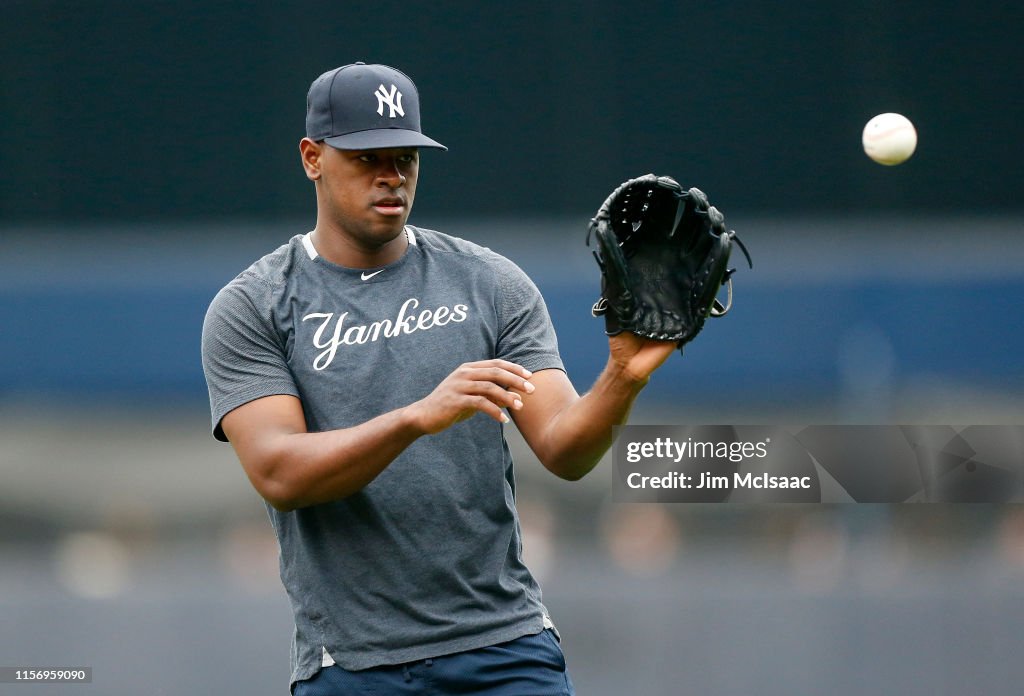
[511,333,677,481]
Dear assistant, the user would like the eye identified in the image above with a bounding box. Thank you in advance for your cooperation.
[357,153,377,163]
[398,153,418,164]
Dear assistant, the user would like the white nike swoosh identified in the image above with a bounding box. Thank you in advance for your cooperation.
[360,270,385,281]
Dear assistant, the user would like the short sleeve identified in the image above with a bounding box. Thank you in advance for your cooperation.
[201,275,300,441]
[494,258,565,374]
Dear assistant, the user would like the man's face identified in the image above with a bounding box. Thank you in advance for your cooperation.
[316,145,419,248]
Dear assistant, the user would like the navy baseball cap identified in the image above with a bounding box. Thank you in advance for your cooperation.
[305,62,447,151]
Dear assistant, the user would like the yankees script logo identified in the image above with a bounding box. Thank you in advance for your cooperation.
[302,297,469,370]
[375,84,404,118]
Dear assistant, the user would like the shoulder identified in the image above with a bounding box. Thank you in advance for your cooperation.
[408,227,548,328]
[231,234,305,291]
[410,225,530,280]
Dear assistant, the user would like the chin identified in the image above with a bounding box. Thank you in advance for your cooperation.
[363,221,408,246]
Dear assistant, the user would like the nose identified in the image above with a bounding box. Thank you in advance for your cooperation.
[376,158,406,188]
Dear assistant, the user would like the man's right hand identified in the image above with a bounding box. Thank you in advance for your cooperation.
[405,359,536,434]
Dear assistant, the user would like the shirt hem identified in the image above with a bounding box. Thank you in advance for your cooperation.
[211,383,301,441]
[291,615,546,685]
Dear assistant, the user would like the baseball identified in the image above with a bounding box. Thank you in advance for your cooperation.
[862,113,917,165]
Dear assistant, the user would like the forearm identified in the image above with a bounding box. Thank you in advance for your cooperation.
[237,360,532,511]
[536,357,648,480]
[259,406,423,511]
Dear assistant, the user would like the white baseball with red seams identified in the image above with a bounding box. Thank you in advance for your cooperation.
[862,113,918,165]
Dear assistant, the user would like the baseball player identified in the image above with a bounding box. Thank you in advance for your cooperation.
[201,62,678,695]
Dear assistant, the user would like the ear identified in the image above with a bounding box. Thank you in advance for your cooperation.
[299,138,323,181]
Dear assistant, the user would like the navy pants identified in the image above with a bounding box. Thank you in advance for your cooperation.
[293,629,575,695]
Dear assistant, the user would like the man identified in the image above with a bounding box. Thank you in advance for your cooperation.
[201,62,676,695]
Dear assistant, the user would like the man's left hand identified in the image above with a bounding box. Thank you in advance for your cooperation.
[607,332,678,384]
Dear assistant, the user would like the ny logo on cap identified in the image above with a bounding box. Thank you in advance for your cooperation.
[375,84,404,118]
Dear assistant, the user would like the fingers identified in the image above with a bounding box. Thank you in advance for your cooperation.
[415,360,538,432]
[467,394,515,425]
[463,379,524,413]
[455,359,535,394]
[453,361,536,422]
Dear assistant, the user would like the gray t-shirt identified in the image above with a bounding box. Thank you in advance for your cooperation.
[201,226,565,685]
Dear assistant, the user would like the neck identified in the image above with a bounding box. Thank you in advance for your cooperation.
[310,222,408,269]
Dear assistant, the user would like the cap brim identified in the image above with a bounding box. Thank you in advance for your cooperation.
[324,128,447,151]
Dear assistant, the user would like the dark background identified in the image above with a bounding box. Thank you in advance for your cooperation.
[3,3,1024,696]
[2,1,1021,222]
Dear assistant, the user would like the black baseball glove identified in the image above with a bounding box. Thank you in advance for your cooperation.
[587,174,751,350]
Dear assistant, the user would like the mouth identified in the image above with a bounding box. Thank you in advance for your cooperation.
[371,197,407,216]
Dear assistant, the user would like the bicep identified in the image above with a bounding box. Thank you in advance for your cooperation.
[221,395,308,497]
